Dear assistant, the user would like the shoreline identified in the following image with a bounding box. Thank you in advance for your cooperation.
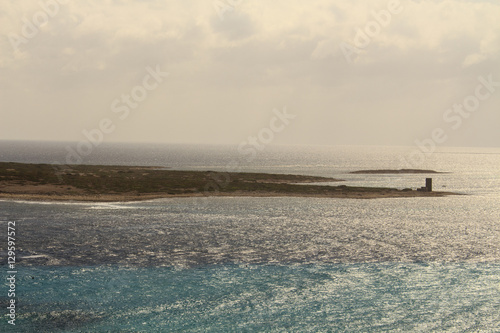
[0,162,460,202]
[0,191,458,203]
[0,187,459,203]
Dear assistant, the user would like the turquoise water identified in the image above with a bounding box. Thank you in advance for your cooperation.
[1,142,499,331]
[4,263,500,332]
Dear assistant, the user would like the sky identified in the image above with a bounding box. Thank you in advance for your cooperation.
[0,0,499,147]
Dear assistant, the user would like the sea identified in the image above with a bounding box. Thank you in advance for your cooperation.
[0,141,499,332]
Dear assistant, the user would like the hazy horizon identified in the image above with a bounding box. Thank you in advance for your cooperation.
[1,138,500,150]
[1,0,499,148]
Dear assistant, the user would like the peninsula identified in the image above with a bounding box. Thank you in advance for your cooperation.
[0,162,457,202]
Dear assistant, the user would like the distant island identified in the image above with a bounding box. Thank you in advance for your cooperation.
[0,162,457,202]
[350,169,448,174]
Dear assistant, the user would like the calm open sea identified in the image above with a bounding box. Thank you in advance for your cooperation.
[1,141,499,332]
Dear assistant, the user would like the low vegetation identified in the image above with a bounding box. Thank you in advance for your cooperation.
[0,162,456,201]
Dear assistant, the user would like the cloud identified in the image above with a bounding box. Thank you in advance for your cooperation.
[0,0,499,146]
[210,11,256,40]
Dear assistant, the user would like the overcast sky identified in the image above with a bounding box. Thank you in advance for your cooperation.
[1,0,499,147]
